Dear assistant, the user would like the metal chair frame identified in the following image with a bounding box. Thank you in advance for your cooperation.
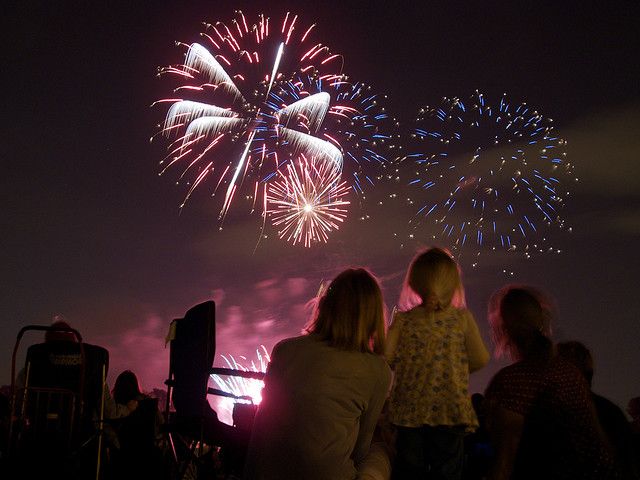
[7,324,106,480]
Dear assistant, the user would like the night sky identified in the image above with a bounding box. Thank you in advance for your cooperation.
[3,0,640,422]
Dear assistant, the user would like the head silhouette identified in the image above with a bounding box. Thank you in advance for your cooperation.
[307,268,386,354]
[400,247,465,311]
[44,319,77,343]
[113,370,142,405]
[557,341,594,386]
[488,285,552,360]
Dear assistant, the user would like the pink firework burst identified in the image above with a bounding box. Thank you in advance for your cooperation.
[266,154,350,247]
[153,11,343,220]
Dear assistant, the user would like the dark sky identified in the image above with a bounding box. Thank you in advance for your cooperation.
[3,0,640,421]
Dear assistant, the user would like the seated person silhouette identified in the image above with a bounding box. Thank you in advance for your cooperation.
[557,341,639,480]
[109,370,164,480]
[170,301,248,473]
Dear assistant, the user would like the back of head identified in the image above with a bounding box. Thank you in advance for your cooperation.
[113,370,142,405]
[307,268,385,354]
[45,319,77,343]
[401,247,465,310]
[557,341,594,386]
[489,285,552,361]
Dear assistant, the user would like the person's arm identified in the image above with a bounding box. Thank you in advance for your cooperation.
[103,386,131,419]
[463,309,490,373]
[352,363,392,464]
[384,312,402,364]
[487,405,524,480]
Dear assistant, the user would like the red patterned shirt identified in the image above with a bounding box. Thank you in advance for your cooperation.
[485,356,619,479]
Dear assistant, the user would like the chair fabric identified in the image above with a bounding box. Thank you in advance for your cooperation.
[25,341,109,423]
[12,340,109,479]
[170,301,215,418]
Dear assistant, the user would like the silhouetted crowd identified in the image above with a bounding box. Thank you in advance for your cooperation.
[1,248,639,479]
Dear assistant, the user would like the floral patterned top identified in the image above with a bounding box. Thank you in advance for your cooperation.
[388,306,478,431]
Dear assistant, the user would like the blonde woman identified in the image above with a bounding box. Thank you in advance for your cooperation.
[386,248,489,480]
[244,268,392,480]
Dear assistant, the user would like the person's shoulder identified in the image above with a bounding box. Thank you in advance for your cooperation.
[396,306,428,321]
[593,394,636,437]
[454,306,472,316]
[273,334,325,356]
[448,306,473,320]
[592,393,628,421]
[488,362,529,387]
[394,309,412,321]
[485,362,535,402]
[273,334,308,351]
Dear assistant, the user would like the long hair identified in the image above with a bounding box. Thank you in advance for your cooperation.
[306,268,386,354]
[113,370,143,405]
[488,285,553,361]
[399,247,466,311]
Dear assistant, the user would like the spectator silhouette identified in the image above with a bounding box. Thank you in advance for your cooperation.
[386,248,489,480]
[244,268,392,480]
[484,286,619,480]
[109,370,165,480]
[556,341,639,479]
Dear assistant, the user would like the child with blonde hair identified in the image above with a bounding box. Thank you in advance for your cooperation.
[386,247,489,479]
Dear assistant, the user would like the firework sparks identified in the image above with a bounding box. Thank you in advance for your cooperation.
[268,74,399,194]
[210,346,270,424]
[267,154,350,247]
[403,91,575,256]
[153,11,344,220]
[154,12,397,245]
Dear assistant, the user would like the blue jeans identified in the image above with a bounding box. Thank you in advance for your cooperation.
[392,425,465,480]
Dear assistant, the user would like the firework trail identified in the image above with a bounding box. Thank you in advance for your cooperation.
[402,91,575,257]
[267,154,350,247]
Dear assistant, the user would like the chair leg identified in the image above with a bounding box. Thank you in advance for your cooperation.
[176,437,199,480]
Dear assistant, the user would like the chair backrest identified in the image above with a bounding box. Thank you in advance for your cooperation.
[23,341,109,446]
[169,301,215,417]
